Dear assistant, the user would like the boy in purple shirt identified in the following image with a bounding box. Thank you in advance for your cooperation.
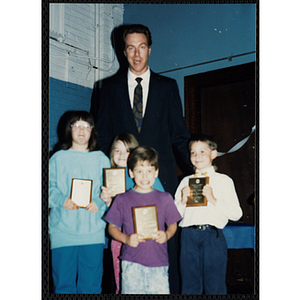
[104,146,182,294]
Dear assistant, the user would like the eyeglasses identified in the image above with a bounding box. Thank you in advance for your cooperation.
[71,123,93,131]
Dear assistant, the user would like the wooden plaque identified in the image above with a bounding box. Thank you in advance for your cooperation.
[187,177,209,207]
[104,167,126,198]
[70,178,92,208]
[132,205,159,240]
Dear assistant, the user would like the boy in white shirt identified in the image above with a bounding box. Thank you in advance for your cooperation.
[175,134,243,294]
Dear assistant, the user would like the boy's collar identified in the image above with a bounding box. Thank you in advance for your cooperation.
[195,165,215,176]
[132,186,154,194]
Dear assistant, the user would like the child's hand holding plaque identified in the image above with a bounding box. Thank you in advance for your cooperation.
[187,177,209,207]
[70,178,93,208]
[104,167,126,198]
[132,205,159,240]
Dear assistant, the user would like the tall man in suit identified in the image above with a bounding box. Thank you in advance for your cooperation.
[92,24,192,294]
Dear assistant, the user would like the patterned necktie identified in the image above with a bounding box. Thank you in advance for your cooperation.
[133,77,143,132]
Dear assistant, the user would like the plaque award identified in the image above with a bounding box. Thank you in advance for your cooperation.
[70,178,93,208]
[132,205,159,240]
[104,167,126,198]
[187,177,209,207]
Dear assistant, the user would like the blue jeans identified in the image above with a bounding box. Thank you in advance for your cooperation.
[180,226,228,294]
[121,260,170,294]
[51,244,104,294]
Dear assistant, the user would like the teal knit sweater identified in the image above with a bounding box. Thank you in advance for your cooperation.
[49,149,110,249]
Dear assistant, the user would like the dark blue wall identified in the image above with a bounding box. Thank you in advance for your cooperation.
[49,4,256,150]
[123,3,256,102]
[49,77,93,151]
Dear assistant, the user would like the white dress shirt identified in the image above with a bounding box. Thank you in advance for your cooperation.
[127,68,150,116]
[174,166,243,229]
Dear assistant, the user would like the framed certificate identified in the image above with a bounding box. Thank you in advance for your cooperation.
[70,178,93,208]
[104,167,126,198]
[132,205,159,240]
[187,177,209,207]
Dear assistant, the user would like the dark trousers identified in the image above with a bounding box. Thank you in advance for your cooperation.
[180,226,227,294]
[51,244,104,294]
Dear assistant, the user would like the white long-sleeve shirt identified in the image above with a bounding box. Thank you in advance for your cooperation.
[175,166,243,229]
[127,68,150,116]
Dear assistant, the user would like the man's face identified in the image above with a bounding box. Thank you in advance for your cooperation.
[124,33,151,76]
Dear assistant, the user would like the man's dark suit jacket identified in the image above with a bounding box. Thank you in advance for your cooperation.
[92,70,191,196]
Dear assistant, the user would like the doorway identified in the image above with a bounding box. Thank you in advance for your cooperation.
[184,62,256,224]
[184,62,257,294]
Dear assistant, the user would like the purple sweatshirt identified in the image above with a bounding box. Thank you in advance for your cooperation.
[104,188,181,267]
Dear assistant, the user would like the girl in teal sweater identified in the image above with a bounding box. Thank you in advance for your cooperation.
[49,111,111,294]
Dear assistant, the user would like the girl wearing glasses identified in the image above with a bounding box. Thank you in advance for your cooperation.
[48,110,110,294]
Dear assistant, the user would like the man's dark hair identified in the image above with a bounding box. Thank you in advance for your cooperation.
[122,24,152,50]
[127,146,159,171]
